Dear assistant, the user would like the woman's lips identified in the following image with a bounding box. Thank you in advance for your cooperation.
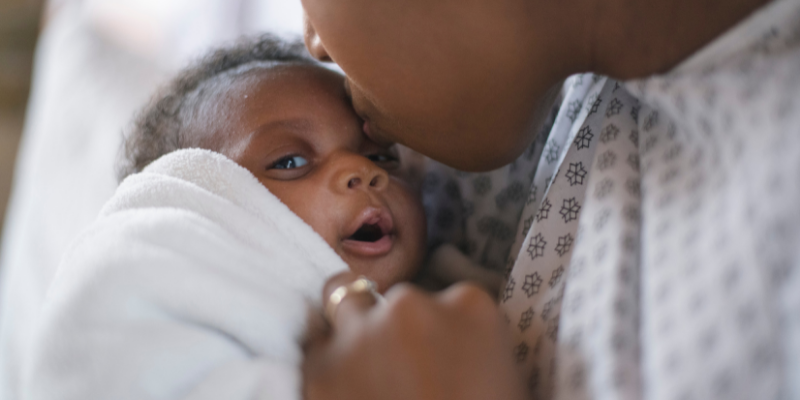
[363,120,376,141]
[362,119,392,147]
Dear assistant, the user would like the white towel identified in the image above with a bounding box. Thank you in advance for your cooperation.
[22,148,348,400]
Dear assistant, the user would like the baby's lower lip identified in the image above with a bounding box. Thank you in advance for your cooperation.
[342,234,393,257]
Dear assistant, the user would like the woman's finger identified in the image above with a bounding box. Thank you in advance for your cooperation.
[322,272,379,331]
[306,276,527,400]
[435,281,500,321]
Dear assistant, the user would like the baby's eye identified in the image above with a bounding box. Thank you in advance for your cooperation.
[366,151,400,170]
[271,156,308,170]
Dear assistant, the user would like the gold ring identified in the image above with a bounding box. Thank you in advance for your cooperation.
[325,276,383,323]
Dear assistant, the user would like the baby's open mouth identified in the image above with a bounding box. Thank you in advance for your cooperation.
[342,208,394,256]
[348,223,385,242]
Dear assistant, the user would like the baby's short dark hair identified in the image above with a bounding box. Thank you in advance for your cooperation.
[117,35,316,180]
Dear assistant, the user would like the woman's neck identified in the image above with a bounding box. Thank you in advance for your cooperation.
[572,0,772,79]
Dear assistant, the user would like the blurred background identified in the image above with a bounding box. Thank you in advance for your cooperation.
[0,2,306,397]
[0,0,305,243]
[0,0,42,242]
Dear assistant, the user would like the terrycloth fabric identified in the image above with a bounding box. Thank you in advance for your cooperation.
[22,149,348,400]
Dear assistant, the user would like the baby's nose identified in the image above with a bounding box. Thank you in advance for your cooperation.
[334,155,389,193]
[346,175,383,189]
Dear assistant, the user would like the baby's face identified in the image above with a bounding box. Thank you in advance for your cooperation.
[202,64,426,291]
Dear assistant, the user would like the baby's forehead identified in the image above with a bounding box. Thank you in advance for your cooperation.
[203,64,297,103]
[191,62,342,123]
[187,62,350,150]
[215,62,340,96]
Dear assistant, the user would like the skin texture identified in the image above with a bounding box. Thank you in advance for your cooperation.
[302,0,769,171]
[194,64,427,292]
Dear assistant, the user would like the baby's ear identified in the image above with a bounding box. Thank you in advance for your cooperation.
[418,244,504,299]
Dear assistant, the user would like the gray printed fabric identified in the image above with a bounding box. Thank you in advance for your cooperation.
[419,0,800,399]
[502,74,609,399]
[512,0,800,399]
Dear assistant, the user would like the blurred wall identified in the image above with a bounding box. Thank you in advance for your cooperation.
[0,3,306,397]
[0,0,42,242]
[0,1,414,394]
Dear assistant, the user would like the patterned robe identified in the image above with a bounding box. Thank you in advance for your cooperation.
[422,1,800,398]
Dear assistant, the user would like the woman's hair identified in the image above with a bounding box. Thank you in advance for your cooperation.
[116,35,316,181]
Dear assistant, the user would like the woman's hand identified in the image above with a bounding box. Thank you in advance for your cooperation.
[303,272,527,400]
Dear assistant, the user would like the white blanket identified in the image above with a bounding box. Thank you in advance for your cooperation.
[22,149,348,400]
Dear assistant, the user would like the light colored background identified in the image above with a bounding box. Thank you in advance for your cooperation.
[0,0,305,250]
[0,3,307,397]
[0,0,42,244]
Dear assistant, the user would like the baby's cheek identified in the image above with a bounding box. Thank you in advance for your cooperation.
[277,186,342,249]
[396,187,428,271]
[306,207,345,250]
[402,190,427,245]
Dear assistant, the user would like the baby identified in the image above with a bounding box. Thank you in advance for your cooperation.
[119,36,428,293]
[23,36,434,400]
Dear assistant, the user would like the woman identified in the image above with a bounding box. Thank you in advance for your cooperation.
[301,0,800,399]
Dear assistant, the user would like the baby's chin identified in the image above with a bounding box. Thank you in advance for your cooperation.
[343,257,418,294]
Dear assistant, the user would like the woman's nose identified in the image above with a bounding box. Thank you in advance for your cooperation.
[303,13,333,62]
[333,154,389,193]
